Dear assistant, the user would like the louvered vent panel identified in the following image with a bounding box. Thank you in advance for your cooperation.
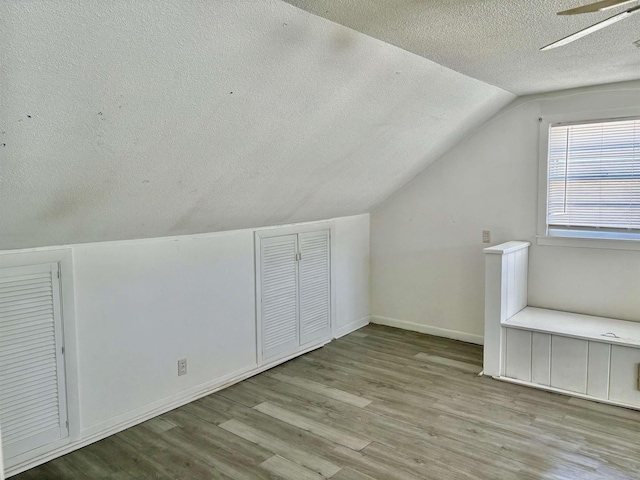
[299,231,330,345]
[0,263,67,459]
[261,236,299,359]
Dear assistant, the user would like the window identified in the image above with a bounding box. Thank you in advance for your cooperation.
[545,117,640,241]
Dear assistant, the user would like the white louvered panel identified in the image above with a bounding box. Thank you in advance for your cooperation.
[298,230,331,345]
[0,263,68,460]
[1,374,58,408]
[261,235,300,360]
[1,350,55,371]
[0,282,53,297]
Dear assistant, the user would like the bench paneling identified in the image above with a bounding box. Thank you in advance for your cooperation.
[587,342,610,399]
[505,328,531,381]
[609,346,640,406]
[531,332,551,386]
[550,336,588,394]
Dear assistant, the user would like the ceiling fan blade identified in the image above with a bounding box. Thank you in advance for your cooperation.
[558,0,637,15]
[541,4,640,50]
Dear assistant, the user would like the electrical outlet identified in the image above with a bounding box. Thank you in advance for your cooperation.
[178,357,187,376]
[482,230,491,244]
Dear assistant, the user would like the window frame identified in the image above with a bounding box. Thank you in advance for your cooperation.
[537,105,640,251]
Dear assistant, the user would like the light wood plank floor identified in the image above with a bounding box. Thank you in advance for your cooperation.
[12,324,640,479]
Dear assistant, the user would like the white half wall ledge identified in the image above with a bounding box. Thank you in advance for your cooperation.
[483,241,531,255]
[483,241,530,377]
[370,315,484,345]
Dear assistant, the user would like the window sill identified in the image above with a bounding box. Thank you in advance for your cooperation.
[536,235,640,251]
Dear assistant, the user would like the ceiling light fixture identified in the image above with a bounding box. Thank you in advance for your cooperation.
[541,5,640,50]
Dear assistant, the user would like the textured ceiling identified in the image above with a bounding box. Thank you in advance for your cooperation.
[0,0,513,250]
[283,0,640,95]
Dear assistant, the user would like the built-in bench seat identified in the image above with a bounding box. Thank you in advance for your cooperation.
[484,242,640,410]
[505,306,640,348]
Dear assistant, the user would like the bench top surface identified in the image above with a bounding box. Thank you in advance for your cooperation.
[483,241,530,255]
[505,307,640,347]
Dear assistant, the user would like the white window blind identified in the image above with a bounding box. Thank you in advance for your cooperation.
[547,117,640,239]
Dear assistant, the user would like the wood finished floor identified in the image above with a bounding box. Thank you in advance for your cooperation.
[12,324,640,479]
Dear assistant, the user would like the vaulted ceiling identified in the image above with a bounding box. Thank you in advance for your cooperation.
[284,0,640,95]
[0,0,513,249]
[5,1,637,250]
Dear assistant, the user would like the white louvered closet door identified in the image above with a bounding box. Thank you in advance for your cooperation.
[298,231,331,346]
[0,263,68,460]
[261,235,300,360]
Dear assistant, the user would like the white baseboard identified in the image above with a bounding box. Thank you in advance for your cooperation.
[4,341,329,478]
[334,316,370,339]
[370,315,484,345]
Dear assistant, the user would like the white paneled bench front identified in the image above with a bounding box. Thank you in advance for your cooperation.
[484,241,640,410]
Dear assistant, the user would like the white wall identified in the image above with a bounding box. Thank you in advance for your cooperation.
[371,81,640,343]
[73,231,257,431]
[334,215,370,337]
[74,213,370,430]
[0,214,369,474]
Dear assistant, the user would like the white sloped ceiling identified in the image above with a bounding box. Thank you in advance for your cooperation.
[0,0,514,249]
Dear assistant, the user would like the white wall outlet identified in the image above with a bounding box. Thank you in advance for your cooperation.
[178,357,187,376]
[482,230,491,243]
